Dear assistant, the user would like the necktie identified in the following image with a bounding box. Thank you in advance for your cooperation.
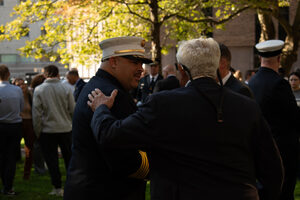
[150,77,155,91]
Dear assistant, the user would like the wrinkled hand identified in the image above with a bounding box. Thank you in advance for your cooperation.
[87,88,118,112]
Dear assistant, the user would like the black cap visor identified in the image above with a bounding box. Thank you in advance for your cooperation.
[121,55,153,64]
[257,49,282,58]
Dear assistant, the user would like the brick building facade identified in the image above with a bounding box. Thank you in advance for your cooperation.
[0,0,67,80]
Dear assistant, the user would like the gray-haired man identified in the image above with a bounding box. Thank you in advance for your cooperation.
[88,37,283,200]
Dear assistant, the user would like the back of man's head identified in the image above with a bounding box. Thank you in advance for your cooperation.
[219,43,231,69]
[255,40,283,70]
[0,65,10,81]
[44,65,59,78]
[176,37,220,78]
[67,69,79,77]
[162,64,177,79]
[66,69,80,85]
[30,74,46,89]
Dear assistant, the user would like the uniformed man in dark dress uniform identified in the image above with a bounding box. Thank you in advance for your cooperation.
[64,36,151,200]
[249,40,300,200]
[88,37,283,200]
[135,61,163,104]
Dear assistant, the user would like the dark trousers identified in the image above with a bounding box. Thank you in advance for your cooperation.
[39,132,72,189]
[21,119,36,179]
[258,139,298,200]
[0,123,22,191]
[33,141,47,174]
[278,142,298,200]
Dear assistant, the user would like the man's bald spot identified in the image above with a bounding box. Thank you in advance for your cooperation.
[164,65,177,74]
[162,64,177,78]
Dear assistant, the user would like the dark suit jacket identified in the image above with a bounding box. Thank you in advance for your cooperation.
[135,74,163,103]
[73,78,86,102]
[248,67,300,143]
[64,69,146,200]
[224,74,253,98]
[91,77,283,200]
[153,75,180,93]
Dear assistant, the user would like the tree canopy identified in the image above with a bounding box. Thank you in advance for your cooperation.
[0,0,297,73]
[0,0,252,68]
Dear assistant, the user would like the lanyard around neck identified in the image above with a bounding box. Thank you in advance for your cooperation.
[181,64,225,123]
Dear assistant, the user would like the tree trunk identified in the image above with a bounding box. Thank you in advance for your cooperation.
[278,1,300,75]
[151,24,162,64]
[257,10,275,41]
[281,34,299,75]
[149,0,161,66]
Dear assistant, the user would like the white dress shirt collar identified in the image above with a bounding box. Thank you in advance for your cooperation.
[150,74,159,82]
[221,71,231,85]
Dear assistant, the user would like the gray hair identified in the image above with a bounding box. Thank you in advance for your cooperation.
[176,37,220,78]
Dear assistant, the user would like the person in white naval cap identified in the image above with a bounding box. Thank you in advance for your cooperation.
[249,40,300,200]
[88,37,283,200]
[64,36,152,200]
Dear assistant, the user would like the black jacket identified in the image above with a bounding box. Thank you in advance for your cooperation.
[73,78,86,102]
[153,75,180,93]
[92,77,283,200]
[224,74,253,98]
[248,67,300,142]
[64,69,146,200]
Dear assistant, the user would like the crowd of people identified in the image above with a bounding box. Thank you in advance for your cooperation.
[0,36,300,200]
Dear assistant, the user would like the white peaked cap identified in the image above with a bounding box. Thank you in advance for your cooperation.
[99,36,152,63]
[255,40,284,57]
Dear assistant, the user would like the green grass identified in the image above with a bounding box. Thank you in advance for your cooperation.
[0,155,151,200]
[295,181,300,199]
[146,181,150,200]
[1,146,299,200]
[1,158,65,200]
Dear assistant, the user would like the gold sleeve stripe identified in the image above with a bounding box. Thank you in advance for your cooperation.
[129,151,149,179]
[129,150,149,179]
[114,49,145,54]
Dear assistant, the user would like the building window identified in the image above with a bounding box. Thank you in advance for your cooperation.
[0,0,3,6]
[278,7,289,41]
[22,26,29,37]
[255,14,261,44]
[0,54,17,63]
[20,56,35,63]
[254,14,261,68]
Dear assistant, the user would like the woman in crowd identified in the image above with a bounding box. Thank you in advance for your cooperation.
[289,71,300,107]
[13,78,35,180]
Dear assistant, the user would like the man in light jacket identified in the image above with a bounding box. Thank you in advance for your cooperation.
[32,64,75,197]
